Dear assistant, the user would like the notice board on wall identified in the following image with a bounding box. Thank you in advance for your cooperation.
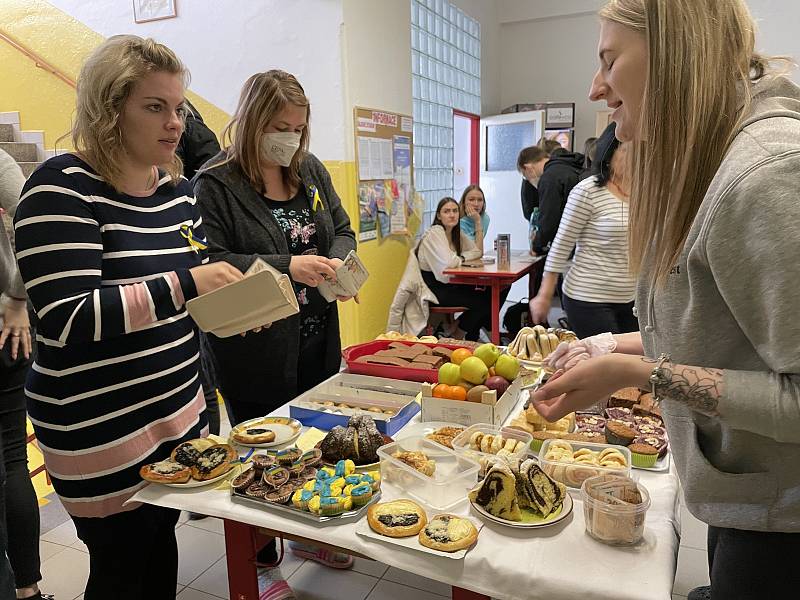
[354,106,415,241]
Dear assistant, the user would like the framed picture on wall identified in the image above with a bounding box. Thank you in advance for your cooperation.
[133,0,177,23]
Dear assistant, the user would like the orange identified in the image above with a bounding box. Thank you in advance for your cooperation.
[449,386,467,401]
[450,348,473,365]
[432,384,449,398]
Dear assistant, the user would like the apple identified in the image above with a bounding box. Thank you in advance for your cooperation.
[485,375,510,396]
[494,354,520,381]
[438,362,461,385]
[473,343,501,368]
[460,356,489,385]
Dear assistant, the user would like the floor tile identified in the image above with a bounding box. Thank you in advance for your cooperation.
[278,544,306,579]
[673,546,710,596]
[383,566,451,596]
[39,539,67,562]
[288,560,379,600]
[39,495,71,534]
[176,521,226,585]
[38,546,89,600]
[679,504,708,551]
[40,519,79,547]
[177,588,226,600]
[367,580,447,600]
[186,515,225,534]
[351,556,389,578]
[188,556,229,599]
[673,595,687,600]
[75,596,84,600]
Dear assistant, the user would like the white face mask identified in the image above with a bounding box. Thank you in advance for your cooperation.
[261,132,301,167]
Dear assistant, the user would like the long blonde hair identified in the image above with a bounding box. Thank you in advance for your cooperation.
[71,35,187,191]
[220,70,310,193]
[599,0,772,286]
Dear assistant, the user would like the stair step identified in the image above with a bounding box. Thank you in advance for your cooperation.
[17,162,41,178]
[0,141,37,162]
[0,124,14,143]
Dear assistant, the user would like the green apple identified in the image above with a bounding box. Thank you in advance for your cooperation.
[460,356,489,385]
[473,343,501,368]
[494,353,520,381]
[438,362,461,385]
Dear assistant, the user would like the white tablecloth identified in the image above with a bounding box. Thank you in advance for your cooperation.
[132,404,680,600]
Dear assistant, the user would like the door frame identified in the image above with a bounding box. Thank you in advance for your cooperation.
[453,109,480,185]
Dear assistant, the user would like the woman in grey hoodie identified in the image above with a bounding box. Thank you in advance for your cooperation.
[531,1,800,598]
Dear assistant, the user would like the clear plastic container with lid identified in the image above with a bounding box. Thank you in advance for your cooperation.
[539,438,631,489]
[450,423,533,464]
[581,474,651,545]
[377,438,479,511]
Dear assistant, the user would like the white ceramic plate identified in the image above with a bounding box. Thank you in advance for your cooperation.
[355,515,482,560]
[229,416,303,448]
[469,492,573,529]
[161,468,235,488]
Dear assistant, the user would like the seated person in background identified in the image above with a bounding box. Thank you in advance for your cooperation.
[529,124,637,338]
[417,197,492,341]
[458,184,488,248]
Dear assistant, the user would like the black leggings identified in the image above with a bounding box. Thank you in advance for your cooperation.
[706,525,800,598]
[0,346,41,589]
[561,294,638,339]
[197,330,220,435]
[421,270,503,341]
[72,504,180,600]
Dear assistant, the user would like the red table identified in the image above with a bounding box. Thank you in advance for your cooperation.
[443,254,542,344]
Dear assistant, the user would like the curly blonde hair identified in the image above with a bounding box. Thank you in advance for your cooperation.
[70,35,188,191]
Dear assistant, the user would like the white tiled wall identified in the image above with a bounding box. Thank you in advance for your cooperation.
[411,0,481,228]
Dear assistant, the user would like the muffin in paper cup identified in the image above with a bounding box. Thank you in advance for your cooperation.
[628,443,658,468]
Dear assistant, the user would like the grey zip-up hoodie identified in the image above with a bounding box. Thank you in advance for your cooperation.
[0,148,27,302]
[637,76,800,532]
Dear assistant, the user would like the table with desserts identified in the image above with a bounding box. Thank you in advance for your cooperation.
[132,358,682,600]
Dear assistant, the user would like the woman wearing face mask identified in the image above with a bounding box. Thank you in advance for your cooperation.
[193,70,356,589]
[530,127,637,338]
[13,36,242,600]
[458,184,489,249]
[532,1,800,598]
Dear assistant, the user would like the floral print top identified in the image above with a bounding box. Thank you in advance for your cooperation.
[265,191,328,338]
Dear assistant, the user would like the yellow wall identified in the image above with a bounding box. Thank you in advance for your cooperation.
[1,0,406,347]
[0,0,228,147]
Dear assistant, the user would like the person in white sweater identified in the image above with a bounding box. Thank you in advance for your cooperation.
[529,130,637,337]
[416,197,491,340]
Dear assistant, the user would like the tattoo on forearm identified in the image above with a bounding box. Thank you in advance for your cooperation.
[642,358,723,416]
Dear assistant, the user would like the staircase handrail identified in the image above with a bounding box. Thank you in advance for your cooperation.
[0,28,77,89]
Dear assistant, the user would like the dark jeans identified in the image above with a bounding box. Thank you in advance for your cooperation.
[0,427,14,600]
[72,504,181,600]
[421,270,508,341]
[706,525,800,598]
[0,345,41,590]
[561,293,638,339]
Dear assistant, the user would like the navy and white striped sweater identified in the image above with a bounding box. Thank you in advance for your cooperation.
[14,153,208,517]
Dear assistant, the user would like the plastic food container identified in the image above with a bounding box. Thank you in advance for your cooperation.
[377,438,479,511]
[581,474,651,546]
[450,423,532,465]
[539,438,631,489]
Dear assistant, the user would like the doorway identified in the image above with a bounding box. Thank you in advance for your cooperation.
[453,110,479,195]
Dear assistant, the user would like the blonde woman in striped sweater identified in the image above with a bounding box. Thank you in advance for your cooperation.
[14,36,242,600]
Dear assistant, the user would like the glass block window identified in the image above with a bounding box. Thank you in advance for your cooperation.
[411,0,481,229]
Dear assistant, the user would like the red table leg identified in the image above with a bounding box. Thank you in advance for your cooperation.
[490,282,501,345]
[452,586,491,599]
[224,519,260,600]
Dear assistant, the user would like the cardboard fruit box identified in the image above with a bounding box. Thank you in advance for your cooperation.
[419,376,525,427]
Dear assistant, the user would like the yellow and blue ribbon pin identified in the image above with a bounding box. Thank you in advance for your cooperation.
[180,224,208,253]
[309,185,324,212]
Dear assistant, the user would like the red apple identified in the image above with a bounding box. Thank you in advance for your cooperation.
[484,375,510,396]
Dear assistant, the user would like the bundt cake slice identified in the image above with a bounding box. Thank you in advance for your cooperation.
[468,461,521,521]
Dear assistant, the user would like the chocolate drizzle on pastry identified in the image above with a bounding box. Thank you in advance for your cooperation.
[319,415,385,465]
